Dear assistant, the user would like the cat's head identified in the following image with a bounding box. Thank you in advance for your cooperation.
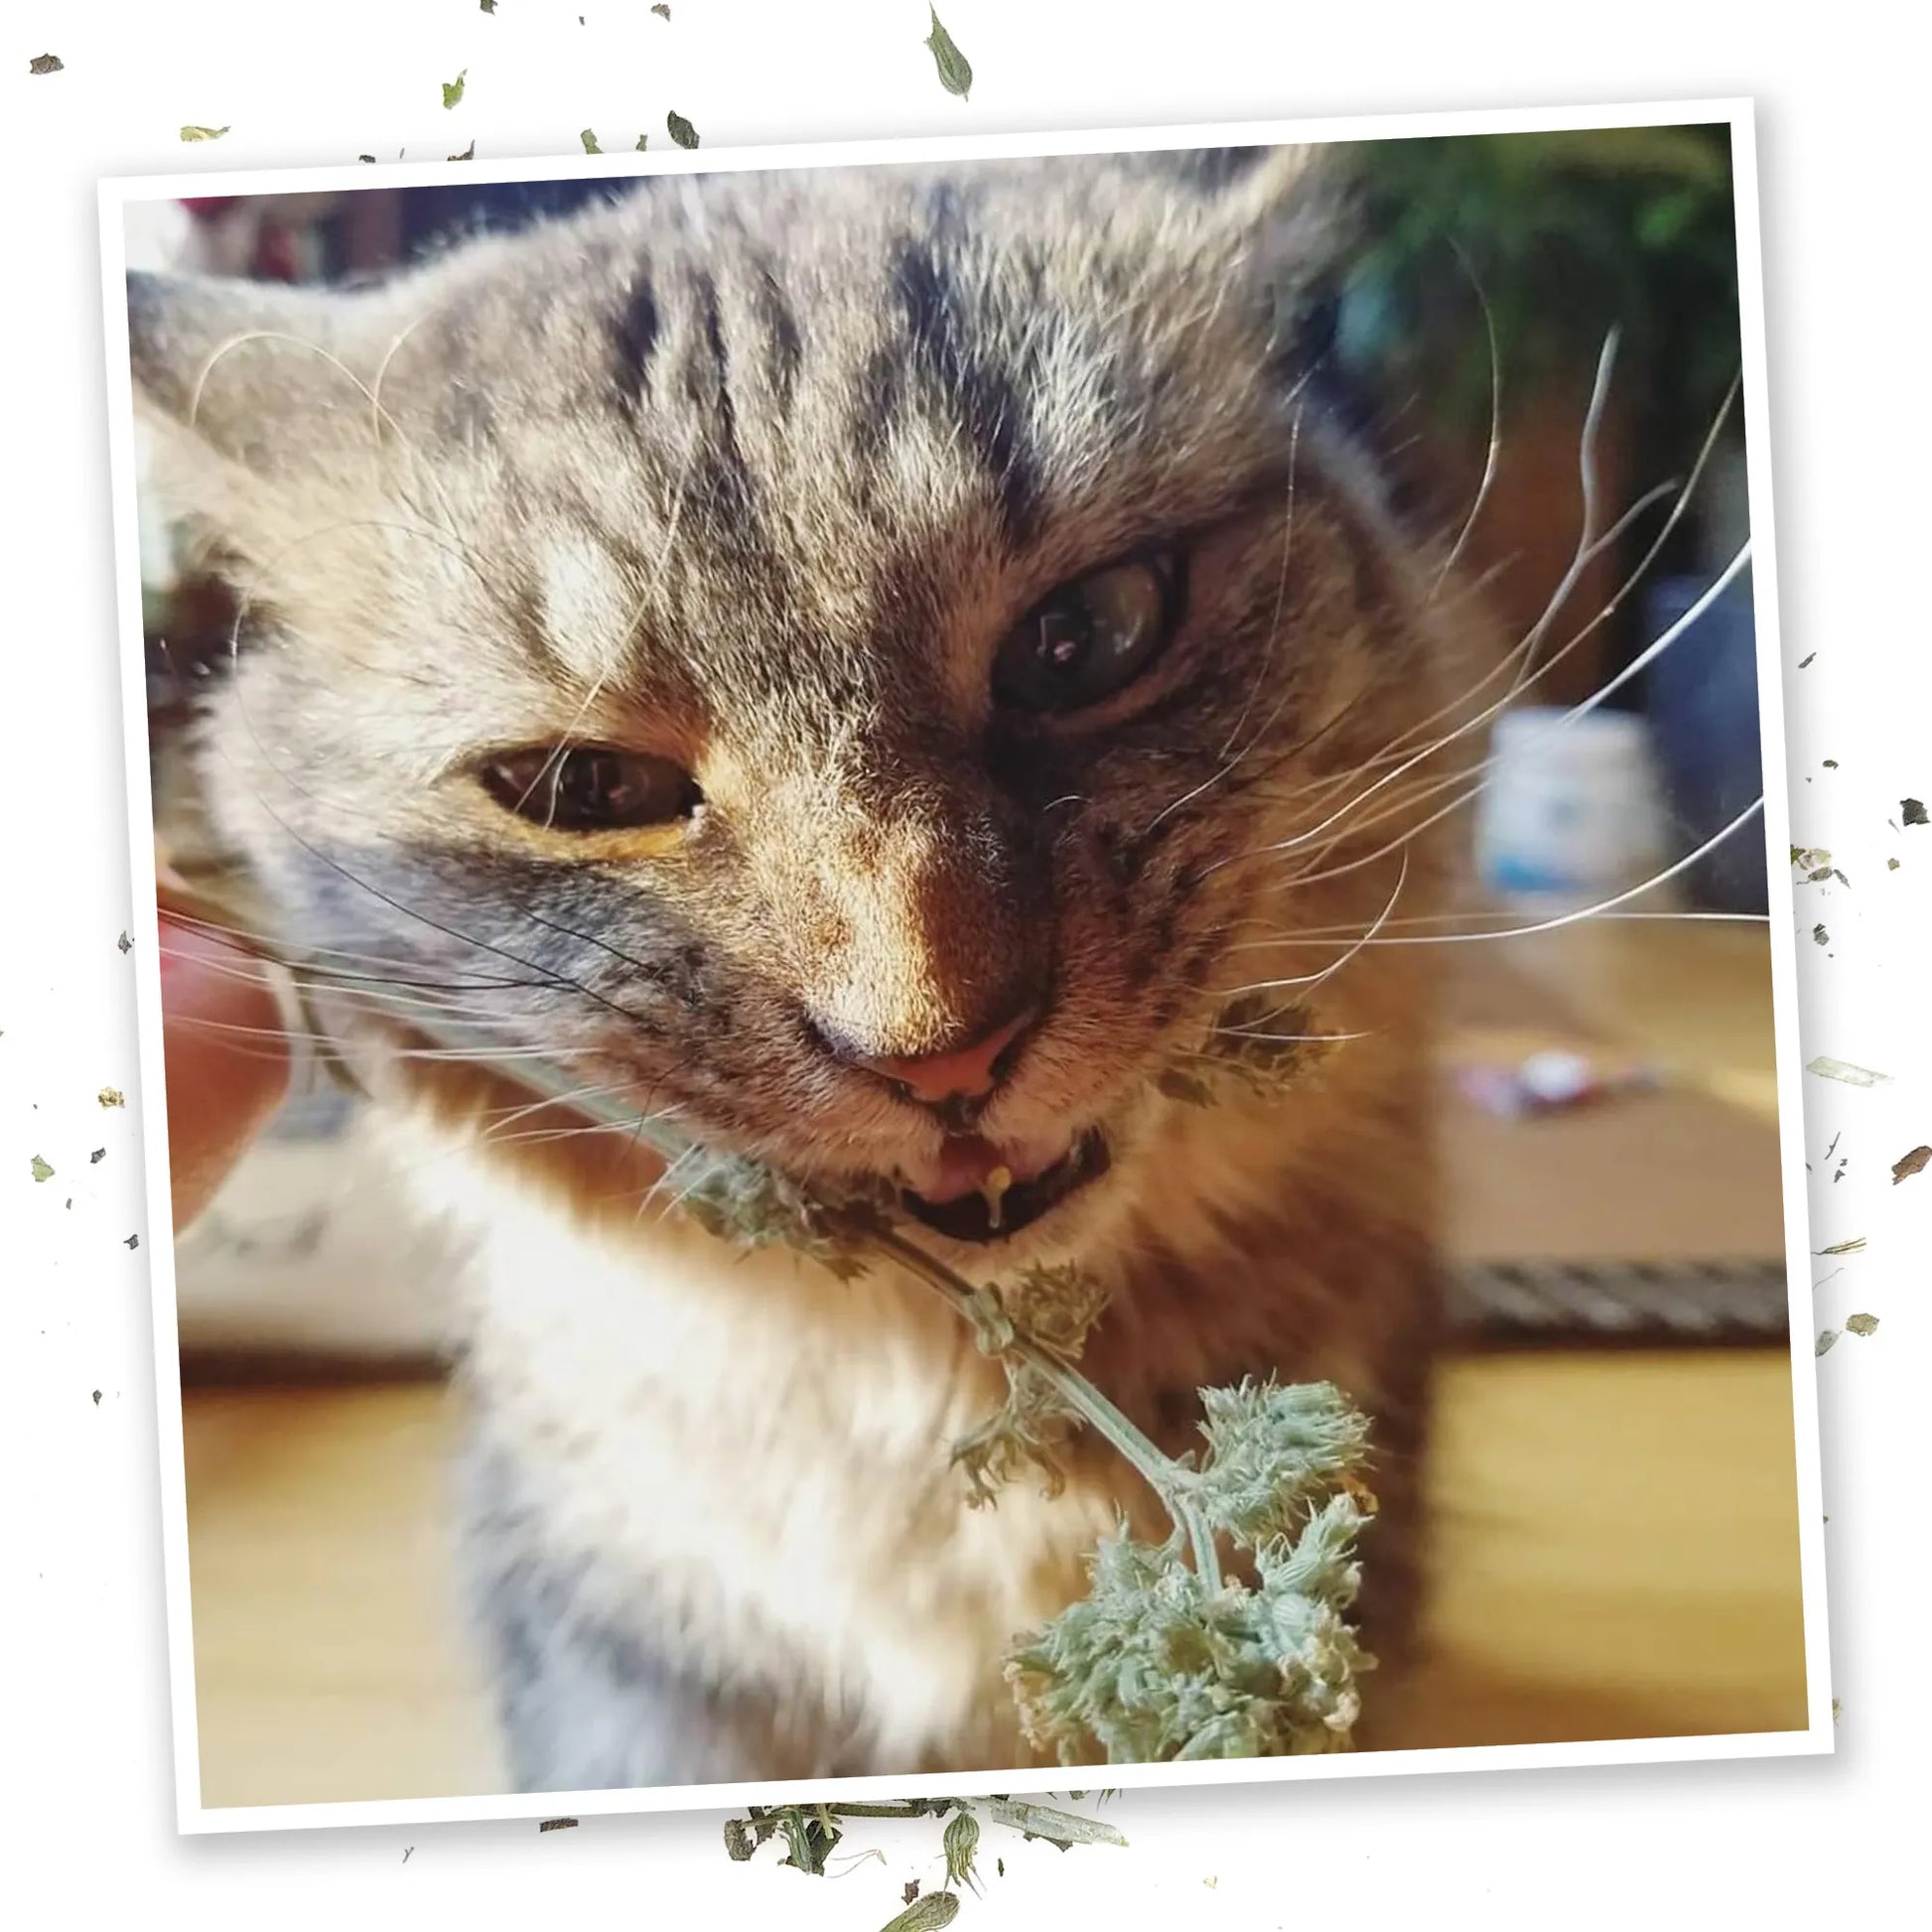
[131,149,1463,1263]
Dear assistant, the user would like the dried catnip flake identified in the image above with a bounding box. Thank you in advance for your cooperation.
[1815,1328,1840,1356]
[666,110,699,148]
[923,8,974,98]
[30,54,65,74]
[99,1086,125,1108]
[179,125,229,142]
[30,1155,54,1182]
[580,129,601,153]
[1845,1312,1879,1337]
[1892,1145,1931,1185]
[1806,1057,1889,1087]
[442,70,468,110]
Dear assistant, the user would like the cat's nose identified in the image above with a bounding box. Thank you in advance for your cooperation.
[847,1005,1039,1110]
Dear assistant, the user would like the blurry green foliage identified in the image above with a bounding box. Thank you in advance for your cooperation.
[1336,125,1743,462]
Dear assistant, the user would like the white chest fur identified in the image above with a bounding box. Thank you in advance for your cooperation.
[375,1105,1120,1769]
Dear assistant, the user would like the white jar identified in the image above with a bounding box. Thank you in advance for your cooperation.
[1474,706,1672,911]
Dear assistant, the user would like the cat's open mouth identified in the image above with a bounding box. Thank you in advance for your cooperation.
[897,1130,1111,1244]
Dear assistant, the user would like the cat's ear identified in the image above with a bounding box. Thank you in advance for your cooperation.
[1188,146,1353,377]
[126,270,386,557]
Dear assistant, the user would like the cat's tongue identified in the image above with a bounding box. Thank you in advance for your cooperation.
[919,1133,1059,1204]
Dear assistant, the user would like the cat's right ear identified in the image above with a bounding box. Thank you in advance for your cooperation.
[126,269,380,560]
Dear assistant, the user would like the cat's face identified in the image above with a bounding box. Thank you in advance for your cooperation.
[133,151,1454,1262]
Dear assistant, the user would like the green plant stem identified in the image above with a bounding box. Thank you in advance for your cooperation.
[864,1223,1223,1590]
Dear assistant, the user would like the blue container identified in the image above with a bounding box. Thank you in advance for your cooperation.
[1640,574,1770,916]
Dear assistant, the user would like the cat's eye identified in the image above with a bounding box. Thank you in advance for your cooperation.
[993,555,1179,716]
[479,747,702,833]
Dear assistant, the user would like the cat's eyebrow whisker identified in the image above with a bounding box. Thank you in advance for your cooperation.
[1427,237,1503,600]
[191,324,485,594]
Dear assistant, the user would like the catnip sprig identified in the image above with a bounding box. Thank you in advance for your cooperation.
[248,942,1377,1763]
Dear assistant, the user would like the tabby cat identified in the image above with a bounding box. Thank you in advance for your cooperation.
[130,146,1486,1787]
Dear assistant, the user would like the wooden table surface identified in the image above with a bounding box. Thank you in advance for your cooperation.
[181,922,1810,1809]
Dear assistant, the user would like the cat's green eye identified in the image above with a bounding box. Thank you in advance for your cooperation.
[993,556,1178,716]
[480,747,702,833]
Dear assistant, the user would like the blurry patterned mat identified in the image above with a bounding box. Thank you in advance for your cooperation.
[1447,1258,1792,1345]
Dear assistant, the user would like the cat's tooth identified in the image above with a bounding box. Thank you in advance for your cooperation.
[981,1166,1014,1231]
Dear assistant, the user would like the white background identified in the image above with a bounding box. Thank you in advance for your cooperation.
[1,2,1923,1924]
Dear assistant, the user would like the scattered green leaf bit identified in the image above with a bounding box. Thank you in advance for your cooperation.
[1806,1057,1888,1088]
[883,1892,960,1931]
[90,1149,105,1165]
[1816,1329,1840,1356]
[180,125,229,143]
[942,1810,981,1891]
[580,129,602,153]
[99,1087,125,1108]
[31,1155,54,1183]
[924,8,973,99]
[666,109,699,148]
[635,135,648,150]
[1790,845,1831,875]
[481,0,497,11]
[118,931,133,953]
[1813,923,1830,946]
[1904,797,1929,826]
[1798,652,1816,668]
[359,154,377,164]
[443,70,468,110]
[537,1816,577,1832]
[1009,1378,1373,1763]
[724,1796,1121,1909]
[1893,1146,1932,1185]
[652,3,672,16]
[124,1233,140,1250]
[1889,858,1902,871]
[30,55,65,75]
[1846,1312,1879,1337]
[450,140,477,162]
[1823,759,1839,769]
[1817,1236,1866,1256]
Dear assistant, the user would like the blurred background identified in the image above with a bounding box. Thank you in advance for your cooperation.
[135,132,1806,1806]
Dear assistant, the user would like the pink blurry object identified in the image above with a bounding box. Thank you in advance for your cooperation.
[1455,1048,1663,1120]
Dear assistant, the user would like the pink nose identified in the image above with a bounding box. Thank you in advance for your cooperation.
[853,1007,1037,1107]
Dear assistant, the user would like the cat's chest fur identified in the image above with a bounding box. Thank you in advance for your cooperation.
[379,1103,1126,1776]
